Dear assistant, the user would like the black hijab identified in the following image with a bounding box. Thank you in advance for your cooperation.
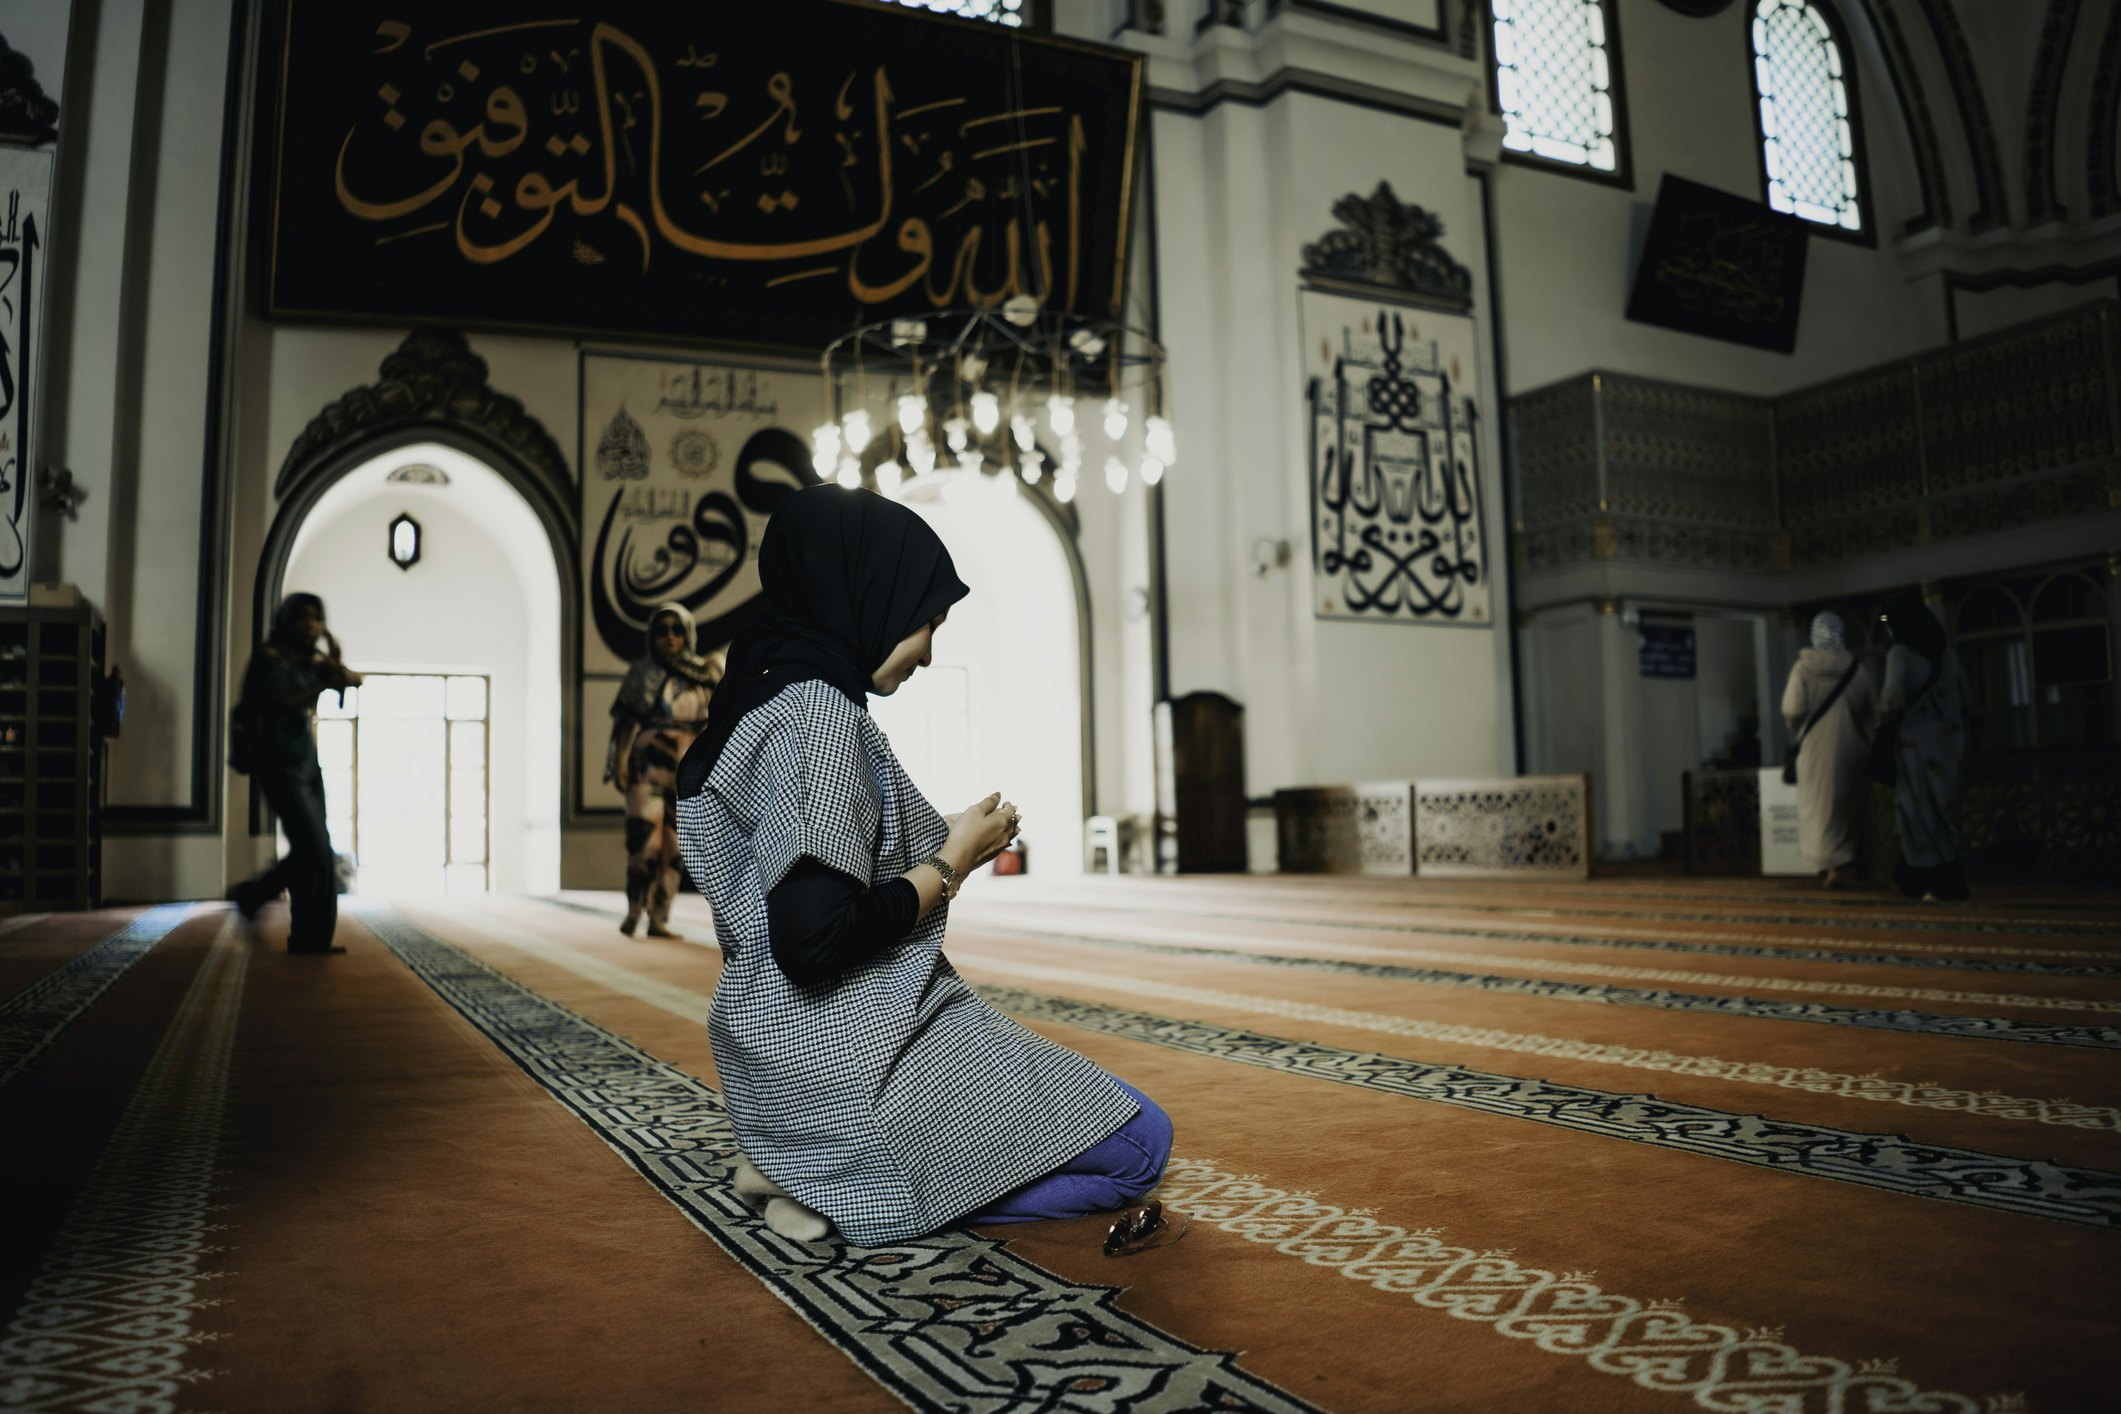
[1880,590,1945,670]
[676,487,968,798]
[268,593,326,652]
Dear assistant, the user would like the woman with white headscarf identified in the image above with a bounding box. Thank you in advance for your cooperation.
[1780,610,1878,888]
[607,602,723,937]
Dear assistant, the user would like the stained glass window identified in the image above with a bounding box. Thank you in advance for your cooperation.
[1491,0,1624,175]
[1751,0,1863,231]
[881,0,1031,25]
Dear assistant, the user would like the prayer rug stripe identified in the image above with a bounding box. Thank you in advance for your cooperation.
[0,906,194,1091]
[360,906,1322,1414]
[1154,1159,1986,1414]
[971,926,2121,1050]
[0,915,245,1414]
[951,953,2121,1133]
[996,881,2121,937]
[972,921,2121,1015]
[971,985,2121,1229]
[961,901,2121,975]
[445,905,2121,1228]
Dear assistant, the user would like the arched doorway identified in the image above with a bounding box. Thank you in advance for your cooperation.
[871,474,1092,876]
[273,443,563,894]
[251,330,578,896]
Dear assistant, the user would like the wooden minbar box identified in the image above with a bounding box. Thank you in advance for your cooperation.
[1152,691,1247,873]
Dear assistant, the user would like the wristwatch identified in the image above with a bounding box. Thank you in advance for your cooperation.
[920,854,964,899]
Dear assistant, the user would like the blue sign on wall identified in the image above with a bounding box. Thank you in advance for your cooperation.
[1638,624,1697,679]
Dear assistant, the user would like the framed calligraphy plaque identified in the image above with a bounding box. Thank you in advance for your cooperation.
[0,146,51,603]
[1304,289,1488,626]
[1625,175,1808,353]
[263,2,1142,350]
[577,351,823,813]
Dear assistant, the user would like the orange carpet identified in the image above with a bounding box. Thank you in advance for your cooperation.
[1,874,2114,1412]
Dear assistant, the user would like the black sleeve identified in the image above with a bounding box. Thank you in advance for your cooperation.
[767,856,922,988]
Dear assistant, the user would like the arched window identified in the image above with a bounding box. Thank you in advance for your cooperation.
[880,0,1040,25]
[1749,0,1867,235]
[1490,0,1630,181]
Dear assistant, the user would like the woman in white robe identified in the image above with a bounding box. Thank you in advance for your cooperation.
[1780,611,1877,887]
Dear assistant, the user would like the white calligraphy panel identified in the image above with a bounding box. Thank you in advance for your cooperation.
[0,148,54,603]
[1303,289,1488,626]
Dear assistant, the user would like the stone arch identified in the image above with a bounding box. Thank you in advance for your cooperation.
[254,329,585,830]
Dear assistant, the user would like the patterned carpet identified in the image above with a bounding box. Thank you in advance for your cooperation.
[0,873,2114,1412]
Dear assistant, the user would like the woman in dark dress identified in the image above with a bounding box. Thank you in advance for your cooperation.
[229,593,361,954]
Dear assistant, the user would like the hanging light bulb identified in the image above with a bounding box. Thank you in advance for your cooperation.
[906,432,938,475]
[961,449,985,477]
[1046,394,1075,438]
[1145,415,1177,465]
[811,422,842,476]
[1102,398,1129,441]
[841,408,872,456]
[970,390,1001,437]
[1060,431,1084,476]
[1019,451,1045,485]
[1010,414,1037,453]
[875,459,904,496]
[896,392,927,437]
[1140,455,1166,486]
[943,415,971,454]
[835,456,862,490]
[1103,454,1129,494]
[1054,472,1078,504]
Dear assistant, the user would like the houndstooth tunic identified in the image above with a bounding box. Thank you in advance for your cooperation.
[675,680,1136,1245]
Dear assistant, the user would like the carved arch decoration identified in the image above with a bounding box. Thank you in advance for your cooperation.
[1911,0,2007,231]
[1849,0,1952,232]
[1300,183,1474,313]
[2021,0,2082,227]
[2088,4,2121,220]
[0,31,59,144]
[256,327,586,829]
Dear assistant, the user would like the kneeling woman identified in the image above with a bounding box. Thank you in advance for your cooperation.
[674,486,1169,1246]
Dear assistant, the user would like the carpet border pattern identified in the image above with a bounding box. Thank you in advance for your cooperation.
[958,955,2121,1132]
[0,918,243,1414]
[980,985,2121,1229]
[0,906,195,1090]
[362,908,1323,1414]
[1157,1159,1989,1414]
[1001,930,2121,1050]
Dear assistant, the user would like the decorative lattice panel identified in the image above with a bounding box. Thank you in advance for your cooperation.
[1683,769,1763,877]
[1413,775,1590,878]
[1492,0,1620,172]
[1753,0,1863,231]
[1274,784,1415,876]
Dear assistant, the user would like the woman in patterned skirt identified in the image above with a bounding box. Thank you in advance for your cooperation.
[674,486,1171,1246]
[607,602,722,938]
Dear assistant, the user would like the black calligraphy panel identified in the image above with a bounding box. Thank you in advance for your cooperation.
[265,2,1141,349]
[1625,175,1809,354]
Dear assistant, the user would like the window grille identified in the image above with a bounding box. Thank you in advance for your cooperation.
[879,0,1038,26]
[1491,0,1625,176]
[1750,0,1863,231]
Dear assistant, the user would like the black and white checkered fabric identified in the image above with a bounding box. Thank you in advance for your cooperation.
[675,680,1136,1245]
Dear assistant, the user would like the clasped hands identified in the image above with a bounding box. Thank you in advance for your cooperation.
[941,791,1022,876]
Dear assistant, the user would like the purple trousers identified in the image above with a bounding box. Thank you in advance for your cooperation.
[967,1080,1173,1225]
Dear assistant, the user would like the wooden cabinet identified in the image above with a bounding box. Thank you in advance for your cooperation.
[1152,691,1247,873]
[0,604,107,911]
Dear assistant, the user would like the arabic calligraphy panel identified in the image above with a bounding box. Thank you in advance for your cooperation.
[1624,175,1809,353]
[1303,289,1489,626]
[0,147,52,603]
[265,2,1141,349]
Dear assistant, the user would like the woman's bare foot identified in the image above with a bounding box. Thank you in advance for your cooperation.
[731,1153,833,1241]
